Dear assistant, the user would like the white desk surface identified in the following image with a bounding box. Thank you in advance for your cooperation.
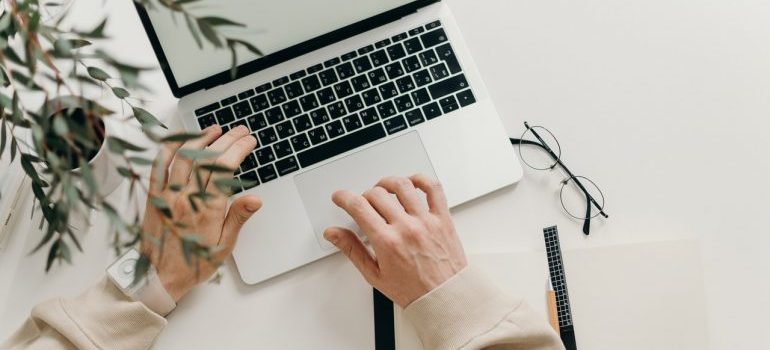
[2,0,769,349]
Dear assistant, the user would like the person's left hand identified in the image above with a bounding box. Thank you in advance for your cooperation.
[140,125,262,302]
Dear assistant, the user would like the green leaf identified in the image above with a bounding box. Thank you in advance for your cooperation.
[78,159,97,196]
[53,39,91,53]
[86,66,110,81]
[184,14,202,49]
[168,184,184,192]
[127,156,153,165]
[161,132,201,143]
[117,166,135,178]
[213,178,251,193]
[107,136,146,153]
[227,40,238,78]
[111,87,129,99]
[0,118,6,157]
[45,239,60,272]
[52,116,68,136]
[197,20,221,48]
[59,240,72,264]
[150,196,173,218]
[178,148,218,160]
[131,254,151,287]
[198,163,234,173]
[132,107,167,129]
[0,68,8,87]
[199,16,245,28]
[86,18,108,38]
[229,39,263,57]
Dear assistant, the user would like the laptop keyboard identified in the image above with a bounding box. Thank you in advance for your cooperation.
[194,20,477,193]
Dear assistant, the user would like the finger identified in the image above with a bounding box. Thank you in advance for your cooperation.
[362,186,408,224]
[324,227,380,284]
[205,134,258,195]
[376,176,427,215]
[207,125,250,154]
[150,141,184,194]
[332,190,389,237]
[167,126,222,187]
[216,195,262,261]
[409,174,449,216]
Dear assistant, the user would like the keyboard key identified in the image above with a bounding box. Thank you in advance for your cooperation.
[275,120,296,139]
[358,44,375,55]
[429,74,469,100]
[297,124,386,168]
[247,113,268,131]
[268,88,287,105]
[299,94,320,111]
[457,89,476,107]
[396,76,416,93]
[405,109,425,126]
[198,114,216,129]
[383,115,408,135]
[282,100,302,118]
[421,28,448,48]
[342,51,358,61]
[257,164,278,183]
[440,96,459,113]
[377,100,397,119]
[367,68,388,86]
[275,156,300,176]
[419,51,439,66]
[255,147,276,165]
[359,108,380,125]
[342,114,363,132]
[375,38,391,48]
[429,63,450,80]
[319,69,338,86]
[426,20,441,30]
[402,56,421,73]
[240,153,258,172]
[215,107,235,124]
[308,127,328,145]
[265,107,284,124]
[422,102,442,120]
[285,81,304,99]
[293,114,313,132]
[392,32,408,42]
[394,95,414,112]
[272,76,289,87]
[387,44,406,61]
[333,81,354,99]
[221,125,230,133]
[362,88,382,106]
[409,26,425,36]
[240,170,260,189]
[403,37,423,54]
[327,101,347,119]
[307,64,324,74]
[301,75,322,93]
[413,69,433,87]
[336,62,355,80]
[351,75,371,92]
[412,89,432,107]
[231,119,247,130]
[238,89,255,100]
[435,43,462,74]
[385,62,405,79]
[325,120,346,139]
[255,82,272,93]
[370,50,389,67]
[344,95,365,113]
[353,56,373,74]
[195,102,220,116]
[317,87,336,104]
[273,140,293,158]
[221,95,237,106]
[232,101,252,119]
[309,108,331,125]
[290,70,307,80]
[324,57,341,68]
[291,133,311,152]
[257,127,278,145]
[379,82,399,100]
[250,94,270,112]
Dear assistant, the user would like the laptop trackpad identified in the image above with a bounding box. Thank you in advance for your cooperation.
[294,132,437,250]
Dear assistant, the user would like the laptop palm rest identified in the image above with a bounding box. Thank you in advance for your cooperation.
[294,131,437,250]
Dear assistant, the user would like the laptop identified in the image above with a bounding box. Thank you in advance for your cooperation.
[135,0,522,284]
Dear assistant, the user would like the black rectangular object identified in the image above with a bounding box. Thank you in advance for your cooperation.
[297,124,386,168]
[195,102,220,116]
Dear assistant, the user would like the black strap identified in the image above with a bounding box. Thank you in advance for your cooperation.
[373,288,395,350]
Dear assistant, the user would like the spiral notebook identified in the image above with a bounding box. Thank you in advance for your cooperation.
[394,239,709,350]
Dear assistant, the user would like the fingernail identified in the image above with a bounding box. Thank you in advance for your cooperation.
[236,125,249,133]
[246,203,260,212]
[323,231,338,244]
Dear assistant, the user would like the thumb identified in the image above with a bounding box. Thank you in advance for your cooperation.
[324,227,380,285]
[219,195,262,254]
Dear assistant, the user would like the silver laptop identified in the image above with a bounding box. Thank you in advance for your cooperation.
[136,0,522,284]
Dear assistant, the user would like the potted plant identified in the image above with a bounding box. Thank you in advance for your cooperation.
[0,0,259,276]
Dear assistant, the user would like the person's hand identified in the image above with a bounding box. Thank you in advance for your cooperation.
[141,125,262,302]
[324,175,467,307]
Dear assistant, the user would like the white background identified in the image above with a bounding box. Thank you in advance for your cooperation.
[1,0,769,349]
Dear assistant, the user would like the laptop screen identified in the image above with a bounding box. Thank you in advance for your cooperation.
[145,0,415,89]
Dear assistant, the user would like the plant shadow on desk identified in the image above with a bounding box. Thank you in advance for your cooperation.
[0,0,260,276]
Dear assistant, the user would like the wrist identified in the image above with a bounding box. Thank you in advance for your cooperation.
[106,249,177,316]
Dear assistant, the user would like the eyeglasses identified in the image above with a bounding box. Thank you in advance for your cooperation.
[509,122,608,235]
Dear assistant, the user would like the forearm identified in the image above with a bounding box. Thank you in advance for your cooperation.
[1,277,167,350]
[404,266,564,350]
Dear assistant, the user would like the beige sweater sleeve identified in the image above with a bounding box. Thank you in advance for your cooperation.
[0,278,167,350]
[404,267,565,350]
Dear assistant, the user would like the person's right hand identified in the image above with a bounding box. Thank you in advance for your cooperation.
[324,175,468,308]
